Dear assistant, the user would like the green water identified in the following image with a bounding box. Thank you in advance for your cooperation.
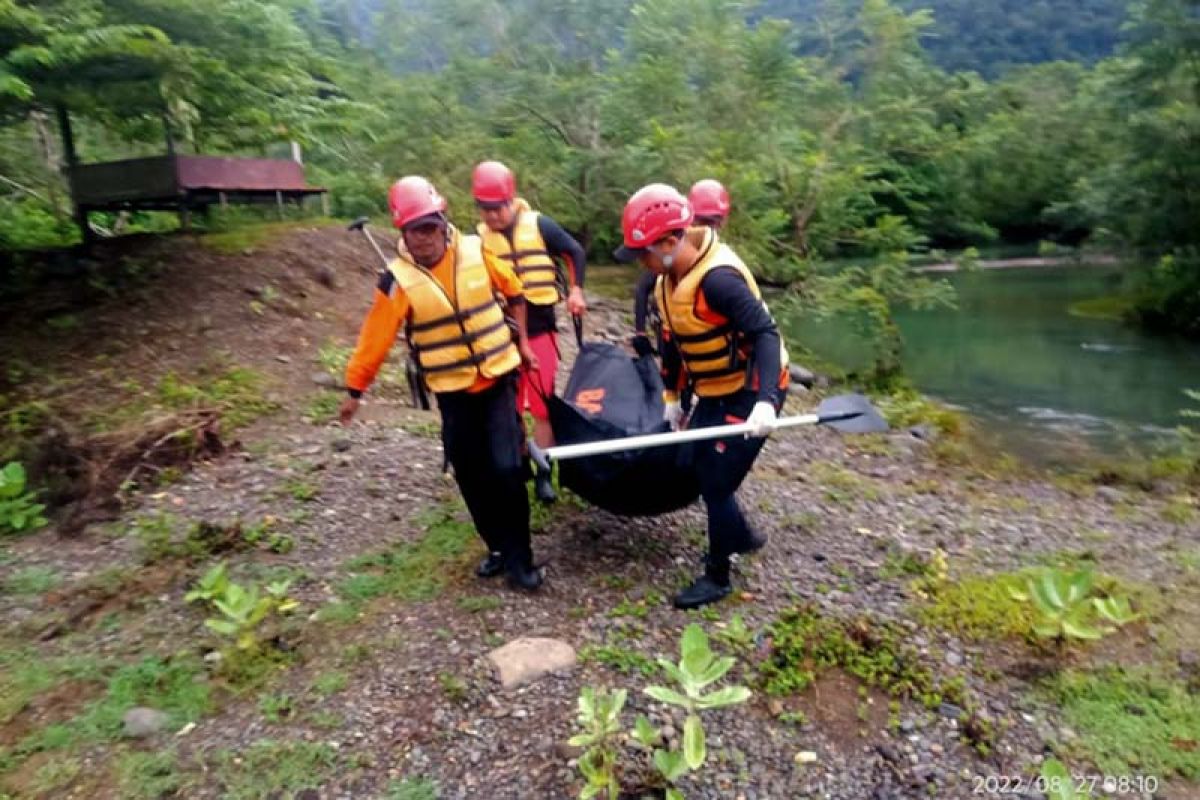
[776,264,1200,463]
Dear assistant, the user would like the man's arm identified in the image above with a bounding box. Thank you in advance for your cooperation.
[537,215,586,287]
[633,271,656,334]
[483,248,538,368]
[341,270,408,423]
[699,268,784,406]
[537,214,587,316]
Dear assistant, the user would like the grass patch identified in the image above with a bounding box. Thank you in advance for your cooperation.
[0,647,106,726]
[757,606,994,754]
[1044,667,1200,779]
[579,643,656,677]
[212,739,337,800]
[303,392,341,424]
[258,693,295,723]
[335,501,476,608]
[456,595,503,614]
[310,670,349,698]
[917,571,1036,640]
[19,656,210,754]
[873,386,966,437]
[99,366,280,433]
[200,221,308,255]
[2,566,60,596]
[116,748,183,800]
[808,461,880,505]
[386,777,440,800]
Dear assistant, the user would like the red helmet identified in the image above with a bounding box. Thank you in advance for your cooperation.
[688,179,730,220]
[615,183,693,261]
[388,176,447,229]
[472,160,516,204]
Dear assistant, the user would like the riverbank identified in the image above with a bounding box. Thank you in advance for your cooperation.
[0,225,1196,799]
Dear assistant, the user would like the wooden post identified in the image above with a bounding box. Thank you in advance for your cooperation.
[275,190,285,220]
[290,141,303,164]
[180,204,191,232]
[320,192,330,218]
[219,191,228,211]
[55,105,90,244]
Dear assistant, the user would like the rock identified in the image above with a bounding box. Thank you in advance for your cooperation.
[312,372,341,389]
[794,751,818,765]
[331,438,353,453]
[123,707,169,738]
[788,364,816,388]
[900,718,916,733]
[1095,486,1125,504]
[275,354,292,364]
[487,637,577,690]
[877,744,902,764]
[945,651,963,667]
[938,703,964,720]
[314,266,338,289]
[556,743,583,760]
[1180,650,1199,669]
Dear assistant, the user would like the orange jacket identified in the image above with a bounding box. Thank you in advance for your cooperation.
[345,230,525,396]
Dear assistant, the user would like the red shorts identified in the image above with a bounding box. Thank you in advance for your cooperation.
[518,332,558,420]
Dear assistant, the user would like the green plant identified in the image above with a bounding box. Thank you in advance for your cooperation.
[312,670,349,698]
[212,739,337,800]
[116,749,183,800]
[1009,567,1137,644]
[258,693,295,722]
[186,564,299,671]
[2,565,60,595]
[714,614,755,653]
[1041,758,1089,799]
[438,671,468,703]
[386,777,440,800]
[569,686,626,800]
[642,624,752,795]
[0,462,47,535]
[1046,667,1200,780]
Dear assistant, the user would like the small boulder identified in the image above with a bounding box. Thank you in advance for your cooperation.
[123,707,169,738]
[487,637,577,690]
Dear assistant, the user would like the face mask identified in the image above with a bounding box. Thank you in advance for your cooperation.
[658,235,685,269]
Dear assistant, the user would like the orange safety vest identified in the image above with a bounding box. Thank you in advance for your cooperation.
[658,228,789,398]
[478,199,560,305]
[388,231,520,393]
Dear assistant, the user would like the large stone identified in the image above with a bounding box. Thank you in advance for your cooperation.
[487,637,577,690]
[123,707,169,738]
[788,364,816,388]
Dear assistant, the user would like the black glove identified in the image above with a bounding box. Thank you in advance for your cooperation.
[631,333,655,358]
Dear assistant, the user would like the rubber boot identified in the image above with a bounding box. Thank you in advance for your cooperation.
[505,549,544,592]
[476,552,505,578]
[673,557,732,610]
[534,465,557,504]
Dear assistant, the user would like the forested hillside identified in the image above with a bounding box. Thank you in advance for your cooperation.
[1,0,1197,335]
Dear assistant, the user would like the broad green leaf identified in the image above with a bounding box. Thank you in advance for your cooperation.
[654,749,688,782]
[1093,596,1136,625]
[694,655,735,687]
[205,619,237,635]
[645,686,691,708]
[656,658,687,685]
[1040,758,1080,800]
[632,715,659,747]
[1066,569,1094,604]
[696,685,752,709]
[1061,615,1103,640]
[683,714,705,770]
[1033,621,1062,638]
[666,789,685,800]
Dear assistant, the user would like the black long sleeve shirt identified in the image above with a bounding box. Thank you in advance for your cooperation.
[633,270,656,334]
[661,267,784,406]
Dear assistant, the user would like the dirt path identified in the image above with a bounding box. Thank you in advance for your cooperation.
[0,226,1196,800]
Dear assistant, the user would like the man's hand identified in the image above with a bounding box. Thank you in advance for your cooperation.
[567,286,587,316]
[520,340,540,372]
[339,395,361,426]
[745,401,778,438]
[663,401,684,431]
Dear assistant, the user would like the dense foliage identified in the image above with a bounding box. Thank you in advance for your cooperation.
[1,0,1197,335]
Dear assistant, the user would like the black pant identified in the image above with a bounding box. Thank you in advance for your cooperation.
[436,375,532,565]
[687,389,772,565]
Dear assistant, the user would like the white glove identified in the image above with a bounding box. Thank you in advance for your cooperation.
[664,401,684,431]
[745,401,778,438]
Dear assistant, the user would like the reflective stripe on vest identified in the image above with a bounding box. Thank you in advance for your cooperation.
[478,200,560,305]
[658,227,789,398]
[389,232,520,393]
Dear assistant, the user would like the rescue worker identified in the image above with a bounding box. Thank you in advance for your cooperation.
[615,183,789,609]
[340,176,544,591]
[632,179,730,359]
[472,160,588,504]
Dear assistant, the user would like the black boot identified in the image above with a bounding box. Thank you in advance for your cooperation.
[734,528,768,555]
[476,552,505,578]
[673,558,732,610]
[534,465,557,504]
[505,551,544,592]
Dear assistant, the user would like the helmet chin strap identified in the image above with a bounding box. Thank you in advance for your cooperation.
[660,235,686,270]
